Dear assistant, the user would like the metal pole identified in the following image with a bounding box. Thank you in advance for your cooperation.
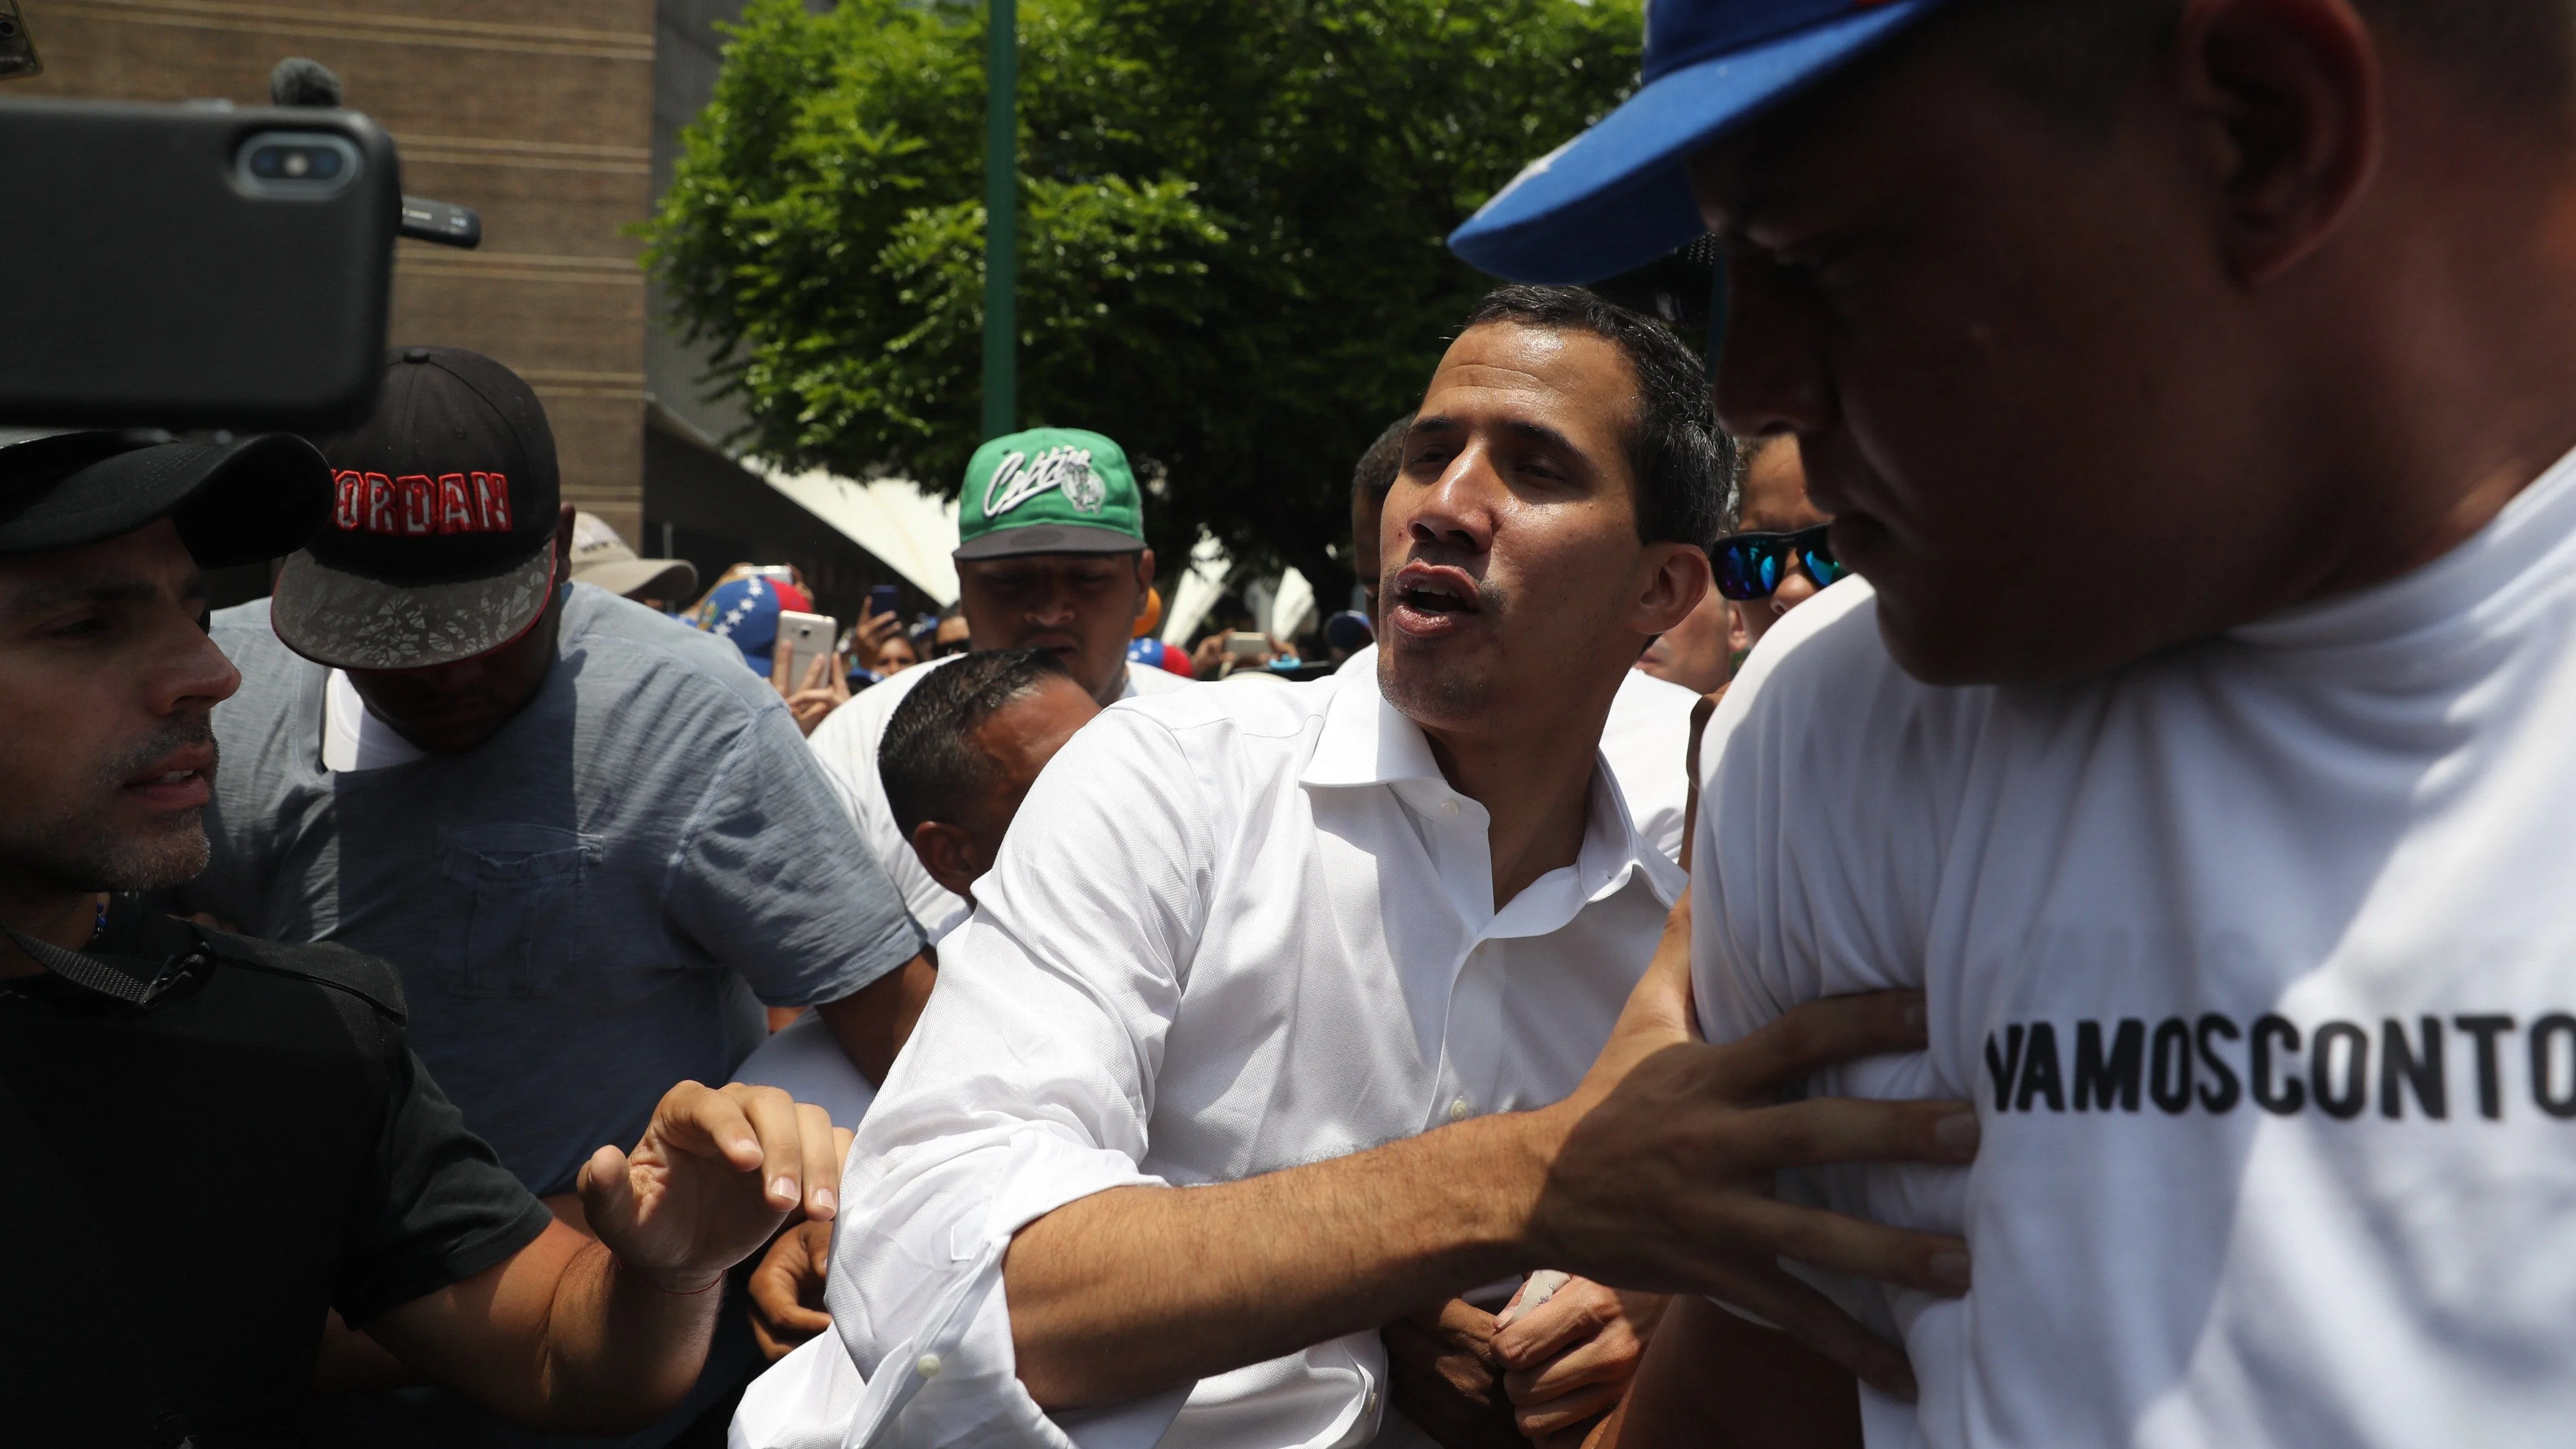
[981,0,1018,441]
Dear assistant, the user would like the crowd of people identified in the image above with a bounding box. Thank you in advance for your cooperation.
[11,0,2576,1446]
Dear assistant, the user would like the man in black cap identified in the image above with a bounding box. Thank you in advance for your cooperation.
[0,427,847,1443]
[167,347,931,1441]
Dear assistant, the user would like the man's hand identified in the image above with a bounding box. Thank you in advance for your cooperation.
[1382,1299,1524,1449]
[748,1219,836,1361]
[1002,891,1971,1412]
[576,1081,842,1294]
[855,608,903,669]
[1517,894,1974,1401]
[1492,1276,1665,1448]
[781,651,852,736]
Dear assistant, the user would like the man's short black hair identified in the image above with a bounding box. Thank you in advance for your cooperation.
[1456,285,1733,553]
[1353,413,1414,502]
[879,648,1076,839]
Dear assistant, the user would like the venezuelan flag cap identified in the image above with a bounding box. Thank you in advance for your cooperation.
[1449,0,1947,285]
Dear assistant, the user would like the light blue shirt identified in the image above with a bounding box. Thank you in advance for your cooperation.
[180,586,924,1194]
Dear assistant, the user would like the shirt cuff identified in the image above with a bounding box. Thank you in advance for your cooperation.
[821,1126,1176,1449]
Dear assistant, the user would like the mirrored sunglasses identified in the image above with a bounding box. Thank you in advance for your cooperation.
[1713,524,1847,602]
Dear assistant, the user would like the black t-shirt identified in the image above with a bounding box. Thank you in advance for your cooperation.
[0,902,555,1447]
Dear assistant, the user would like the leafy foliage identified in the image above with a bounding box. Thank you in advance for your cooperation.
[646,0,1641,592]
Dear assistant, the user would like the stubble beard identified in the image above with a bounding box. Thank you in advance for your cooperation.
[0,722,217,896]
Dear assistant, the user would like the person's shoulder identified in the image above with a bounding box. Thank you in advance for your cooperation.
[1113,661,1336,741]
[1717,578,1982,748]
[557,584,784,716]
[1611,662,1703,722]
[814,653,949,760]
[194,924,410,1023]
[1122,659,1195,696]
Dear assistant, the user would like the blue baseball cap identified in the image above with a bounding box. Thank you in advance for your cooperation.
[1450,0,1949,285]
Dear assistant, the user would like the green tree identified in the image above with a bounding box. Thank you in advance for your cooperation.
[646,0,1640,599]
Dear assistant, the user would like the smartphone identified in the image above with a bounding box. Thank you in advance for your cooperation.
[0,0,40,81]
[1225,631,1269,660]
[0,97,399,430]
[866,583,901,621]
[775,610,838,691]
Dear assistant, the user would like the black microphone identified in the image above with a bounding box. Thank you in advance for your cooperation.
[267,54,482,249]
[268,55,341,109]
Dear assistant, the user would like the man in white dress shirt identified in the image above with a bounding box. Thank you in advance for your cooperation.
[735,284,1983,1449]
[807,426,1188,944]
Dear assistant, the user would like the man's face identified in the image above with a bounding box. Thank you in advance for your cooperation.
[957,550,1154,705]
[1730,441,1834,655]
[1690,19,2306,685]
[346,507,573,755]
[0,519,240,896]
[1379,321,1704,735]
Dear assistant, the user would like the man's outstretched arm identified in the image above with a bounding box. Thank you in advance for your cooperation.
[1004,898,1977,1409]
[365,1081,843,1432]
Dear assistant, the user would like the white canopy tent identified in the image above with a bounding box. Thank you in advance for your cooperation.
[753,465,963,606]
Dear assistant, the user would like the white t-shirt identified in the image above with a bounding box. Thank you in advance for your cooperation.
[1692,448,2576,1448]
[806,655,1191,937]
[320,668,429,772]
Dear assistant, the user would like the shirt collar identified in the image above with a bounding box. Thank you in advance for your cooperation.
[1299,646,1448,789]
[1303,646,1685,915]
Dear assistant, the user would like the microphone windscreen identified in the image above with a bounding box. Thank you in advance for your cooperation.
[269,57,343,108]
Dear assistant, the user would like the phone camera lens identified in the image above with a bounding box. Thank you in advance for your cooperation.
[0,17,19,36]
[251,146,285,178]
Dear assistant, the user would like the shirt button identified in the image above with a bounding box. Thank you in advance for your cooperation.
[1366,1388,1382,1415]
[1448,1096,1474,1122]
[1439,798,1460,816]
[915,1352,944,1379]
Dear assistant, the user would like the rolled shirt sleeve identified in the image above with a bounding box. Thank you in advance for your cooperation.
[817,706,1217,1449]
[663,702,927,1009]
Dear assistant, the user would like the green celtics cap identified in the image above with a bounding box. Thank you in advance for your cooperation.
[954,428,1147,560]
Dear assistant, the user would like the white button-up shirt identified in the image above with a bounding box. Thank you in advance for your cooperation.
[737,661,1683,1449]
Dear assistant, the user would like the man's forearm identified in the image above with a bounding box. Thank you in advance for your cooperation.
[372,1222,724,1434]
[1005,1108,1561,1409]
[817,953,939,1085]
[529,1239,726,1427]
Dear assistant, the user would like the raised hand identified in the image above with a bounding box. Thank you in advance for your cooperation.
[574,1082,843,1294]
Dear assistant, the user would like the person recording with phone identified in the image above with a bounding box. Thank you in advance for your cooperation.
[0,426,847,1445]
[162,347,939,1445]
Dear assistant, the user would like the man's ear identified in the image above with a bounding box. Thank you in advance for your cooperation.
[1132,548,1157,622]
[1630,541,1713,639]
[554,504,578,577]
[2180,0,2380,285]
[910,820,984,901]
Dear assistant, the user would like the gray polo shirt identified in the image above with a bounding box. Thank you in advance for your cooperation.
[178,587,924,1194]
